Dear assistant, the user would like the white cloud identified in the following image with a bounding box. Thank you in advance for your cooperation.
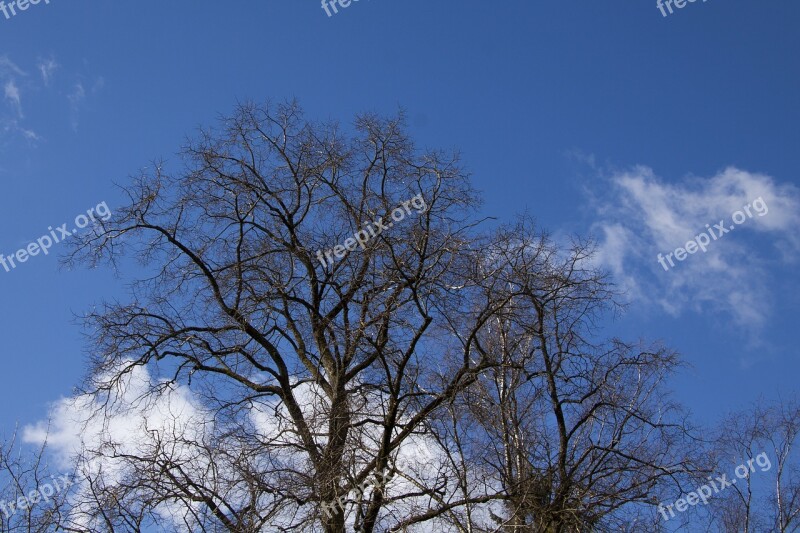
[0,55,102,142]
[4,80,22,117]
[91,76,104,93]
[67,82,85,131]
[23,362,501,531]
[1,119,39,143]
[591,166,800,329]
[37,57,58,86]
[67,82,85,104]
[23,363,216,530]
[0,56,28,144]
[23,363,207,468]
[0,55,25,77]
[21,128,39,141]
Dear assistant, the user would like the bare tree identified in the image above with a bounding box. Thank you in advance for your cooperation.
[40,102,709,532]
[425,220,705,533]
[708,398,800,533]
[62,101,527,532]
[0,431,73,532]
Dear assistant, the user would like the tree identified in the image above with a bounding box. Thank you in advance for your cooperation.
[42,101,705,532]
[0,430,73,532]
[423,220,704,532]
[63,101,519,532]
[707,398,800,533]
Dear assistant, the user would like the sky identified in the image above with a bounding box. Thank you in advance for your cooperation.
[0,0,798,514]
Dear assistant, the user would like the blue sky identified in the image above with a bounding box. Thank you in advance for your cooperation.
[0,0,798,481]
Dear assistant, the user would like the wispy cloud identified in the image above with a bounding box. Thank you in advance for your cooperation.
[0,56,30,143]
[37,57,58,86]
[91,76,104,93]
[65,76,104,132]
[0,55,25,119]
[0,55,25,78]
[0,55,102,141]
[21,128,39,141]
[67,82,86,131]
[4,80,23,117]
[591,166,800,329]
